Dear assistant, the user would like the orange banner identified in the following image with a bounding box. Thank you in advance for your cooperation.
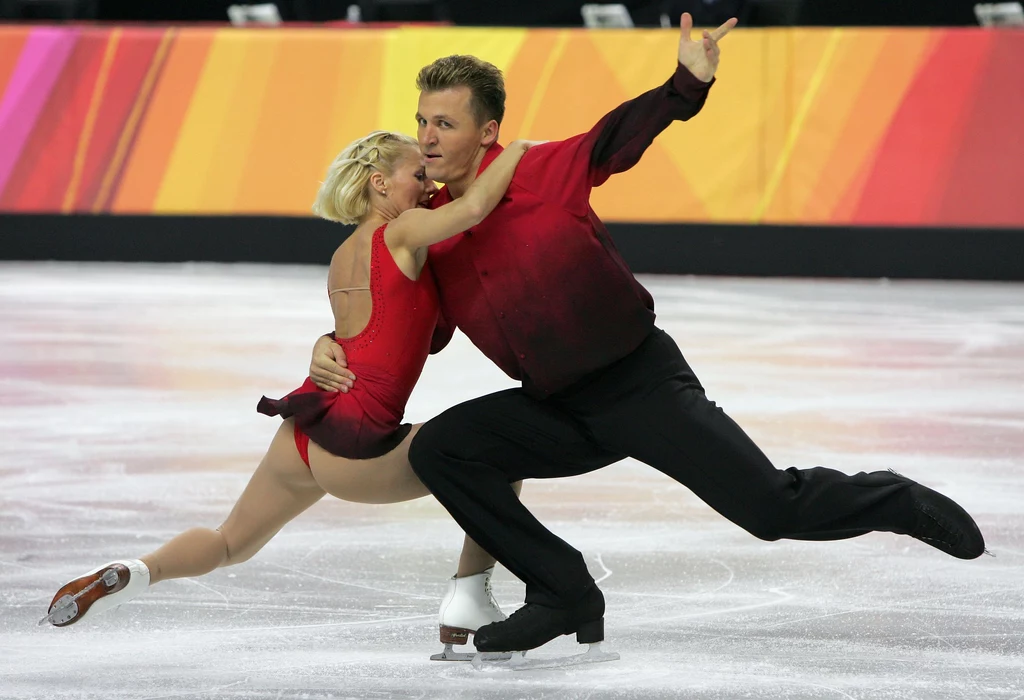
[1,25,1022,226]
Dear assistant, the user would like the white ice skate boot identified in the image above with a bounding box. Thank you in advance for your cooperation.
[430,567,507,661]
[42,559,150,627]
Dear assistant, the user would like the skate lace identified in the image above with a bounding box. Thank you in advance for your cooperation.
[484,577,501,613]
[914,500,960,544]
[888,469,957,545]
[505,603,542,623]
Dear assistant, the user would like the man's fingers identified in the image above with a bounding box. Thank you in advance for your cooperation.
[320,353,356,382]
[327,344,349,368]
[329,350,349,368]
[310,372,340,391]
[709,17,738,42]
[680,12,693,36]
[313,369,354,387]
[311,374,352,390]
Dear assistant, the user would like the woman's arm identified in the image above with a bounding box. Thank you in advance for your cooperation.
[386,140,543,251]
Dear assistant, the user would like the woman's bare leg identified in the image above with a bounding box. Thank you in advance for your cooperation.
[306,424,432,503]
[306,425,524,576]
[455,480,522,576]
[142,420,325,584]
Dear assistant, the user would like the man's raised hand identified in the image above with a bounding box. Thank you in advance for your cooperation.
[677,12,737,83]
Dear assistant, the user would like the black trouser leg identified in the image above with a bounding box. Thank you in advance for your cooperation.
[409,389,623,608]
[568,330,918,541]
[414,328,925,615]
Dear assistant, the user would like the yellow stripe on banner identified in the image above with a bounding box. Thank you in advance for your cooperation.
[63,29,121,212]
[92,28,175,212]
[239,30,353,215]
[752,28,842,222]
[156,31,258,212]
[516,31,569,138]
[198,32,279,211]
[378,27,527,136]
[650,29,766,221]
[323,31,387,170]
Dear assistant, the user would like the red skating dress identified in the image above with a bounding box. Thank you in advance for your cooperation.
[257,224,439,464]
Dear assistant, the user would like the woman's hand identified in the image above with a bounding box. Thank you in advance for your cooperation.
[509,139,548,152]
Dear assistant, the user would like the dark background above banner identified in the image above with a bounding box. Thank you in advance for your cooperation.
[3,0,982,27]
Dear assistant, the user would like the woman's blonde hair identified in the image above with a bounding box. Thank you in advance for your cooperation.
[313,131,419,224]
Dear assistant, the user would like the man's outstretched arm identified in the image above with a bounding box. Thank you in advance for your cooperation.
[590,13,736,178]
[519,13,737,214]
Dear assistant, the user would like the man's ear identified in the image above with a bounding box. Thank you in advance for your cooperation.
[480,119,500,147]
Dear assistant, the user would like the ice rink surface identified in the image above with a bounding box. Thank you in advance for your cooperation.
[1,262,1022,700]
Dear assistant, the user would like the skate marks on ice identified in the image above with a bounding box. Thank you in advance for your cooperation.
[472,642,621,671]
[457,552,622,670]
[3,265,1024,698]
[431,644,507,662]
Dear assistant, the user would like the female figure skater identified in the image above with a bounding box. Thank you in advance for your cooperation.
[45,130,540,659]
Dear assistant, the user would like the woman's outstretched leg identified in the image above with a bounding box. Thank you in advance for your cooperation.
[145,419,324,582]
[46,420,324,626]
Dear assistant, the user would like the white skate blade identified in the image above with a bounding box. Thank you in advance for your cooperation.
[431,643,513,662]
[471,642,620,671]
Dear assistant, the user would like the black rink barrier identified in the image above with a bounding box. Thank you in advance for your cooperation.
[2,214,1023,281]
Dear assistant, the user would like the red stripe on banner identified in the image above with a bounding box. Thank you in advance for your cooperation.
[110,29,213,213]
[72,29,164,211]
[0,32,107,211]
[850,31,992,225]
[92,29,174,212]
[934,33,1024,226]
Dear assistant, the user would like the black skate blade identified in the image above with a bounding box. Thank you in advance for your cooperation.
[471,642,620,671]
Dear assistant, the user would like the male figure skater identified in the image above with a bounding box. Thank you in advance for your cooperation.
[311,14,985,655]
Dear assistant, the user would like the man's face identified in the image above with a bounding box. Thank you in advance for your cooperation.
[416,86,488,184]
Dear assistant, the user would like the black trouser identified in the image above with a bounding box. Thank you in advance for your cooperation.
[409,328,918,609]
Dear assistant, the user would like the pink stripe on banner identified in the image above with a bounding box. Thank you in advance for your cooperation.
[0,28,78,196]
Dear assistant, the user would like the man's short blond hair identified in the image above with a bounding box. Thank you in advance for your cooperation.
[416,55,506,127]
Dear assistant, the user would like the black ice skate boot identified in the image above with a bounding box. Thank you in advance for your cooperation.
[889,470,986,559]
[474,585,605,653]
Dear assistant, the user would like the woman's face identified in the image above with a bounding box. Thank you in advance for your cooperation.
[384,148,438,214]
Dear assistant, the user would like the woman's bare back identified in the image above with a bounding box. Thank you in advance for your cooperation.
[327,221,426,340]
[327,224,377,340]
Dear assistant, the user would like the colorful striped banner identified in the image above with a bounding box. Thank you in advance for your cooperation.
[0,25,1021,226]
